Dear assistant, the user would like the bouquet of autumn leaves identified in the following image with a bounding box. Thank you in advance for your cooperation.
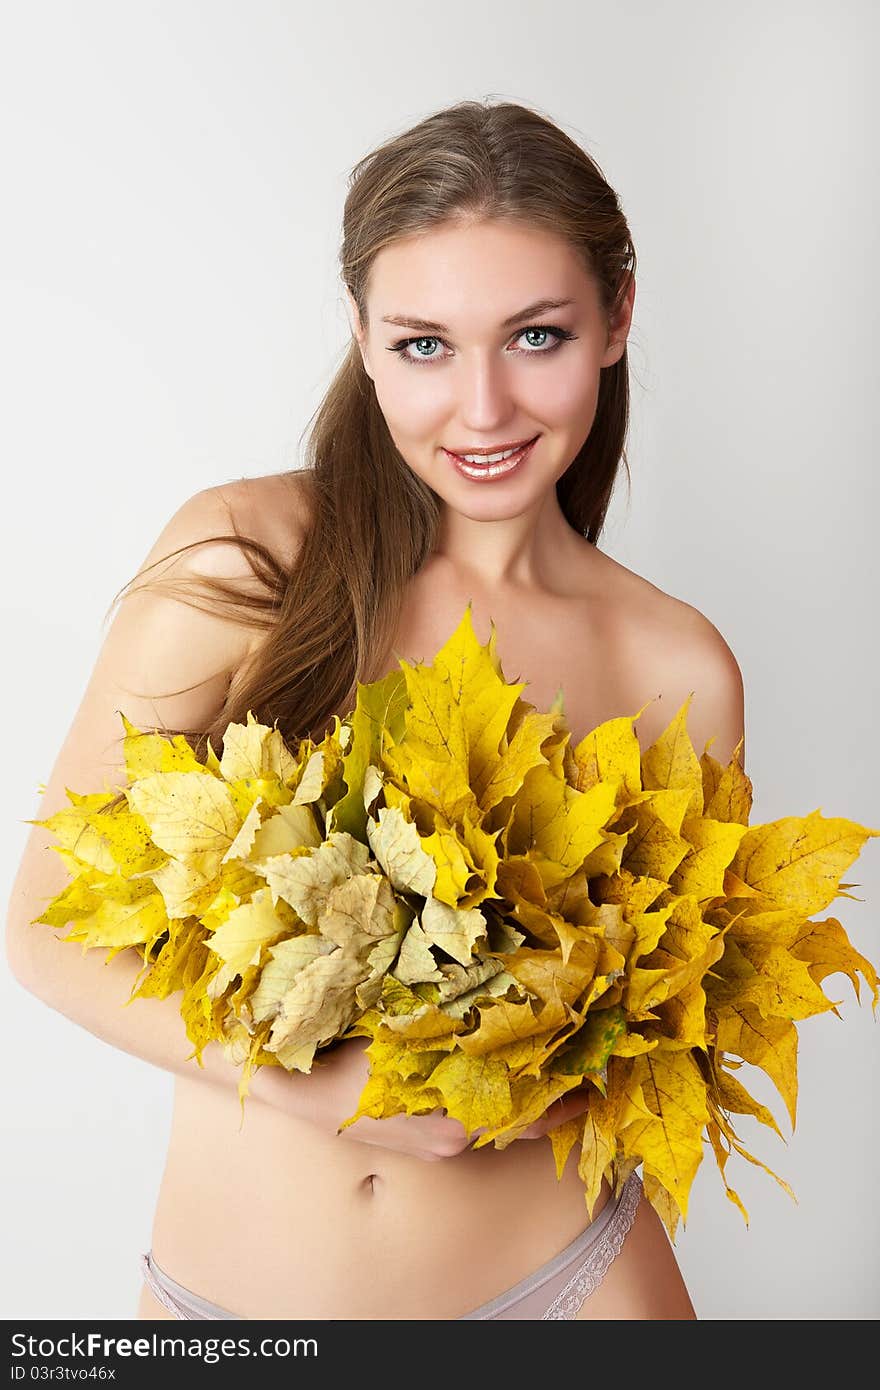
[29,604,879,1239]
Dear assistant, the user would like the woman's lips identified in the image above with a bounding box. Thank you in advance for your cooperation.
[443,435,539,481]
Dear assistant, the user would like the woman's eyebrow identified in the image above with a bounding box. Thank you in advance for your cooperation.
[379,297,575,334]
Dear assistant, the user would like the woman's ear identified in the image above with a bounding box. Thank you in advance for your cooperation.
[601,272,636,369]
[343,284,373,380]
[343,284,362,339]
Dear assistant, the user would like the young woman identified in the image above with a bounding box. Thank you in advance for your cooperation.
[7,99,745,1320]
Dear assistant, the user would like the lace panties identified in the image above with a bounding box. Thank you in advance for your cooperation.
[140,1169,643,1321]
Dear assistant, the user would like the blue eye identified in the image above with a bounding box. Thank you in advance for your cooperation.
[387,324,577,366]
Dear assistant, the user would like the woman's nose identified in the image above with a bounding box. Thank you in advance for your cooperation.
[455,352,514,425]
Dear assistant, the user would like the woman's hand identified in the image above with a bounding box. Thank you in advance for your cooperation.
[254,1034,476,1161]
[350,1094,593,1159]
[513,1082,593,1141]
[322,1042,596,1160]
[256,1035,593,1162]
[321,1036,475,1162]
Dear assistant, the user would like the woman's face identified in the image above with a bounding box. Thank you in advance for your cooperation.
[345,217,634,523]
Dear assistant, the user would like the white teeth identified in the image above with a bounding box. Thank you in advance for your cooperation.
[459,444,523,464]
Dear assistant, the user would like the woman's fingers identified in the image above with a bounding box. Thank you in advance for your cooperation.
[518,1085,592,1140]
[452,1084,593,1148]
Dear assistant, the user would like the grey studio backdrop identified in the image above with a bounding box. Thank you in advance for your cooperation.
[2,1,877,1321]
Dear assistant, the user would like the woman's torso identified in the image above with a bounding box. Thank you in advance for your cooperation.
[141,473,697,1320]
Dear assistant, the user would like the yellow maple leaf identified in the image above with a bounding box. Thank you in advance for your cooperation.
[547,1115,583,1180]
[789,915,879,1011]
[119,711,209,780]
[265,948,370,1070]
[217,709,299,785]
[124,770,243,904]
[330,669,409,840]
[620,1049,708,1221]
[205,885,293,981]
[570,708,648,799]
[671,816,750,901]
[259,832,370,925]
[730,810,876,917]
[641,695,704,819]
[700,745,752,826]
[366,804,437,896]
[714,1002,799,1130]
[60,874,169,960]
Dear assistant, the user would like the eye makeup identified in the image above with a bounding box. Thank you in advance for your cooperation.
[386,324,577,367]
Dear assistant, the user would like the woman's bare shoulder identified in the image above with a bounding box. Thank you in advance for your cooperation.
[589,544,734,651]
[208,469,315,571]
[586,545,745,760]
[197,471,314,675]
[587,545,708,640]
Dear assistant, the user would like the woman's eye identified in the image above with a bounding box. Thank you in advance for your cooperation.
[386,324,577,366]
[397,335,444,363]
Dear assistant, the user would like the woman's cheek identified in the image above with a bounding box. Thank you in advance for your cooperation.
[530,363,598,427]
[378,379,450,445]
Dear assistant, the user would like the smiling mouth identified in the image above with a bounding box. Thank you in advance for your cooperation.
[445,435,538,461]
[443,435,540,480]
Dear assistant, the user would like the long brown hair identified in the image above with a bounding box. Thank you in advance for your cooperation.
[105,98,637,774]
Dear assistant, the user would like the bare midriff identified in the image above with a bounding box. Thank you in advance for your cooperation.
[147,1074,611,1319]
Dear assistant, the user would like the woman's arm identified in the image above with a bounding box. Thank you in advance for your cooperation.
[5,485,281,1089]
[2,483,487,1160]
